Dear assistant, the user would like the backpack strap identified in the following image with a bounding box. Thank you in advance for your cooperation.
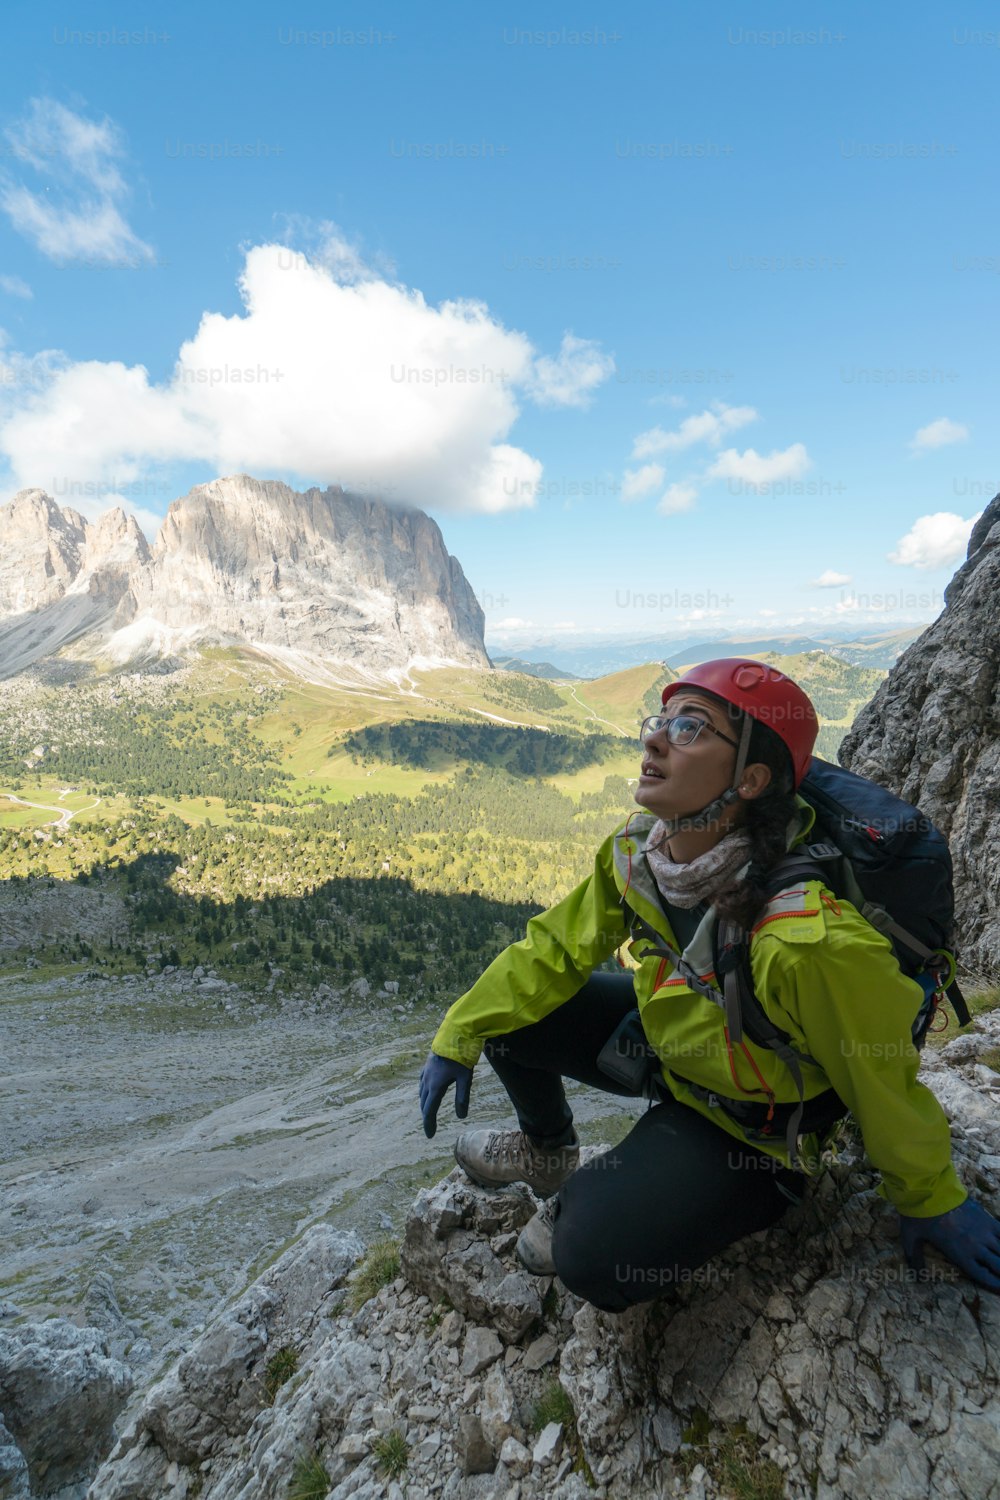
[768,847,971,1027]
[627,909,724,1005]
[716,913,827,1165]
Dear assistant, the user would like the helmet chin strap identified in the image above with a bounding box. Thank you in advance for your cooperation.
[656,711,753,836]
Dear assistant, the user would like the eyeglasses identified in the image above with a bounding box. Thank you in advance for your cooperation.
[638,712,740,750]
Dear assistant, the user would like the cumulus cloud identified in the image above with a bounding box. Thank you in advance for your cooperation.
[887,511,981,570]
[631,402,757,460]
[621,462,664,501]
[910,417,970,451]
[0,239,616,515]
[0,98,154,266]
[811,569,852,587]
[523,333,615,408]
[706,443,810,488]
[657,482,699,515]
[0,274,32,299]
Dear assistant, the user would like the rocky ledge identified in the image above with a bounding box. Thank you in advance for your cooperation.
[3,1008,1000,1500]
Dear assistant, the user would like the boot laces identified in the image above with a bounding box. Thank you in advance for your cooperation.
[484,1129,532,1166]
[536,1196,558,1231]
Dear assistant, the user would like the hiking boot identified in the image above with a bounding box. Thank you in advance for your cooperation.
[454,1126,579,1197]
[516,1197,558,1276]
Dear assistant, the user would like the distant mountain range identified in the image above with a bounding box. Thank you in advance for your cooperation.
[485,627,928,679]
[489,655,582,681]
[0,477,488,682]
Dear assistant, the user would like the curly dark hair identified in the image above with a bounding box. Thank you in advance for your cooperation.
[702,695,800,930]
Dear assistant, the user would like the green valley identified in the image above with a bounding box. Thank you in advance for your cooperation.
[0,647,886,1004]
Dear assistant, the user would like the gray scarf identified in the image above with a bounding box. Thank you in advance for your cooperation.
[645,820,754,909]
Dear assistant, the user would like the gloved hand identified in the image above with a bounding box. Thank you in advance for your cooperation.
[419,1052,473,1139]
[899,1197,1000,1292]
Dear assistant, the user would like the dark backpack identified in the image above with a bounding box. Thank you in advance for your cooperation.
[650,759,970,1163]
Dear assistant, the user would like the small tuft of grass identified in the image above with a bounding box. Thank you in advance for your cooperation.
[531,1378,575,1433]
[681,1406,713,1448]
[714,1430,785,1500]
[679,1413,785,1500]
[372,1428,409,1479]
[347,1238,401,1313]
[424,1297,453,1331]
[263,1344,299,1403]
[288,1450,331,1500]
[978,1045,1000,1074]
[529,1382,596,1487]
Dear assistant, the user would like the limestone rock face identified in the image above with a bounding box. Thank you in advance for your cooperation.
[116,474,488,673]
[0,475,488,679]
[88,1013,1000,1500]
[838,492,1000,979]
[402,1169,546,1341]
[0,491,89,616]
[0,1319,132,1496]
[0,492,150,679]
[87,1224,361,1497]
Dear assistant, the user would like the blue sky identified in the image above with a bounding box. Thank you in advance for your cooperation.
[0,0,996,650]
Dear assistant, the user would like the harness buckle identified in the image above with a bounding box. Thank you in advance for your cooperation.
[805,841,841,861]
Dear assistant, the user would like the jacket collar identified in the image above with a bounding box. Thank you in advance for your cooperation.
[614,794,818,956]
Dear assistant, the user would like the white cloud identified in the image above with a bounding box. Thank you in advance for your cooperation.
[524,332,614,408]
[811,569,852,588]
[621,462,664,501]
[758,609,778,617]
[887,511,981,570]
[706,443,810,488]
[271,214,396,285]
[0,239,616,515]
[910,417,970,451]
[0,274,32,299]
[631,402,757,460]
[657,482,699,515]
[0,98,154,266]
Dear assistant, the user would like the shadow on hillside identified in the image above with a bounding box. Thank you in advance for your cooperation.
[1,851,558,1000]
[336,719,624,773]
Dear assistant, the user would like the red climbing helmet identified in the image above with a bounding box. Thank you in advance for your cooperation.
[661,657,819,788]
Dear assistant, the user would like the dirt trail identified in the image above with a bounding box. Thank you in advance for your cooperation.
[567,686,630,737]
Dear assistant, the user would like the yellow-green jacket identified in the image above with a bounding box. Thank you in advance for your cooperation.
[432,797,966,1218]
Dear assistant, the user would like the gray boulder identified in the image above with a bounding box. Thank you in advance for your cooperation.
[401,1167,548,1342]
[0,1414,30,1500]
[0,1321,131,1497]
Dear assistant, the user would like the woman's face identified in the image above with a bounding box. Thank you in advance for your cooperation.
[633,689,740,820]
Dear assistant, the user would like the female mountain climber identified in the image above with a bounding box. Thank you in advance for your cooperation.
[418,658,1000,1311]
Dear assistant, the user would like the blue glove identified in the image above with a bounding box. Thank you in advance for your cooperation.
[419,1052,473,1139]
[899,1198,1000,1292]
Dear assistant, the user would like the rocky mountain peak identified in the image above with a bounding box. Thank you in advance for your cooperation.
[839,491,1000,978]
[0,475,488,680]
[115,474,488,675]
[0,489,89,615]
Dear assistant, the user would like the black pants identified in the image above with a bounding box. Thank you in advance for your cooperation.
[482,972,805,1313]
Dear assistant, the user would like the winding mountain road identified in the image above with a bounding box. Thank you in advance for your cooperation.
[0,791,101,830]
